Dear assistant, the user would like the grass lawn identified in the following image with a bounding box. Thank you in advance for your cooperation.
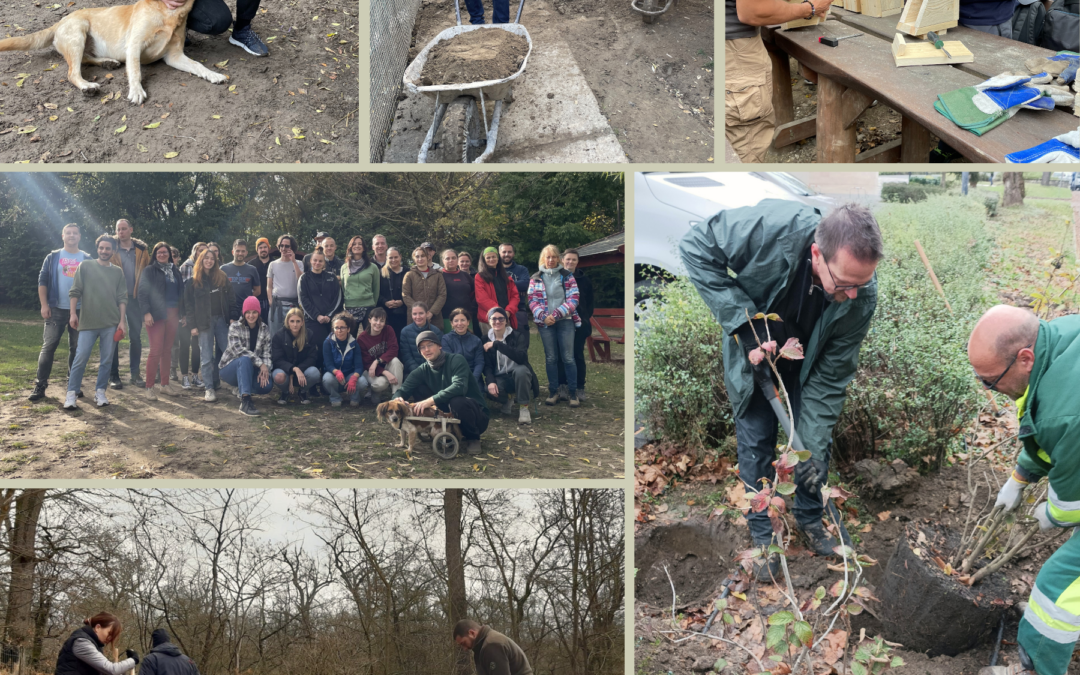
[980,183,1072,200]
[0,307,625,479]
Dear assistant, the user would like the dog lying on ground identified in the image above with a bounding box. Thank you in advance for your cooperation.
[376,399,463,457]
[0,0,227,104]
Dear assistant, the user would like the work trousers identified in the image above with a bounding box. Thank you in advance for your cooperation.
[725,35,775,163]
[493,362,533,406]
[405,384,490,440]
[35,307,78,387]
[109,299,142,382]
[1018,527,1080,675]
[145,308,179,391]
[463,0,510,23]
[188,0,260,34]
[734,366,824,542]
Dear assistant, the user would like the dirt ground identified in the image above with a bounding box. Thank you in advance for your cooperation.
[764,55,956,163]
[421,29,528,85]
[635,453,1075,675]
[399,0,714,162]
[0,0,358,163]
[0,326,625,480]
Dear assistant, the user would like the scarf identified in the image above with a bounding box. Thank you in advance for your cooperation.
[349,259,367,275]
[427,351,447,370]
[155,260,177,284]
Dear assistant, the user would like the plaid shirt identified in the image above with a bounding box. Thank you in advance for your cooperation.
[219,320,273,370]
[527,270,582,327]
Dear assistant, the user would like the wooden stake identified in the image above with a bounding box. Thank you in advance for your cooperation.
[914,239,1000,414]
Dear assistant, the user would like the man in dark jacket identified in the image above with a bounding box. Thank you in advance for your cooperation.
[31,223,91,401]
[454,620,533,675]
[499,243,531,351]
[680,200,882,581]
[139,629,200,675]
[395,331,489,454]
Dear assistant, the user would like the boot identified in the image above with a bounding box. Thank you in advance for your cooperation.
[751,537,780,582]
[799,520,844,557]
[501,399,513,416]
[544,392,559,406]
[28,382,47,402]
[558,384,569,401]
[466,439,482,455]
[569,394,580,408]
[577,388,587,401]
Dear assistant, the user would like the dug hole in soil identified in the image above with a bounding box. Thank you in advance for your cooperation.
[420,30,528,85]
[635,462,1063,675]
[0,0,358,163]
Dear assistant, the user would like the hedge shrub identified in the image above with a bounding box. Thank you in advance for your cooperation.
[634,275,733,453]
[835,195,991,469]
[881,183,945,203]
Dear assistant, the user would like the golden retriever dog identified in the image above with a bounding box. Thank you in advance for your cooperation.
[376,399,463,457]
[0,0,227,104]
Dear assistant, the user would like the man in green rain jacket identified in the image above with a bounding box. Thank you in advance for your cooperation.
[679,199,883,580]
[970,306,1080,675]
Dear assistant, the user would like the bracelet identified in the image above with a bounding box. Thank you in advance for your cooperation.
[803,0,815,17]
[1012,469,1031,485]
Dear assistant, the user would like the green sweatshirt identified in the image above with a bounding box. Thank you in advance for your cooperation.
[395,352,488,412]
[1013,316,1080,525]
[69,261,127,331]
[341,261,381,308]
[470,626,533,675]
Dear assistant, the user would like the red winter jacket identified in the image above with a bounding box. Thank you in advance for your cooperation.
[474,273,520,329]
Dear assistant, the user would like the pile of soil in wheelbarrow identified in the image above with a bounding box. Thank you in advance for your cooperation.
[420,30,528,86]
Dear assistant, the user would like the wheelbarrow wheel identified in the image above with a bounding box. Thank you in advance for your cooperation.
[432,432,459,459]
[429,96,484,163]
[642,0,659,23]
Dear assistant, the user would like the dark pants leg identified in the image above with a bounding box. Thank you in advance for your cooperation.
[734,367,807,542]
[306,320,331,353]
[515,311,530,351]
[35,307,77,387]
[110,301,142,381]
[496,363,533,405]
[463,0,487,24]
[187,0,235,34]
[234,0,260,31]
[444,396,490,440]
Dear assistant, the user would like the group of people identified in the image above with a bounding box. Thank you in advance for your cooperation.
[31,222,598,451]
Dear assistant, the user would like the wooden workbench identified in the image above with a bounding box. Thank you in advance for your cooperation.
[762,17,1079,163]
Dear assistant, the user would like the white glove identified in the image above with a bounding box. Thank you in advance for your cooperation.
[995,475,1027,512]
[1035,502,1056,531]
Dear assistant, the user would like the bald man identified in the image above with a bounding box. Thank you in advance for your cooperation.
[970,305,1080,675]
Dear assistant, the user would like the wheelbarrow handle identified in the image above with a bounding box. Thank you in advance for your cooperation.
[454,0,462,25]
[515,0,526,23]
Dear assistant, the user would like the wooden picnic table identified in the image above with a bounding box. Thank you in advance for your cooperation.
[762,18,1079,163]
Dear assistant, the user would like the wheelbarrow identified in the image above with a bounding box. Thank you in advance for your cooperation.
[631,0,676,23]
[402,0,532,163]
[405,415,463,459]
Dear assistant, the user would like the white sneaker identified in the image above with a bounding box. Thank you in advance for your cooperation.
[94,389,109,407]
[144,387,157,401]
[159,383,181,397]
[63,391,78,410]
[518,406,532,425]
[204,389,216,402]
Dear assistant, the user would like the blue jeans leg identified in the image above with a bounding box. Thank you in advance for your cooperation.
[323,371,342,404]
[492,0,510,23]
[733,366,804,542]
[198,331,216,389]
[303,366,322,392]
[68,328,106,393]
[212,317,229,388]
[555,319,577,396]
[463,0,486,23]
[537,323,560,394]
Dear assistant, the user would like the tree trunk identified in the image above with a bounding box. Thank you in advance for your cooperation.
[969,172,980,188]
[1003,173,1025,207]
[941,173,949,190]
[1041,172,1052,186]
[444,490,470,675]
[4,490,46,675]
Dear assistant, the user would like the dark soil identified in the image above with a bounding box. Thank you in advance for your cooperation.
[635,463,1067,675]
[636,520,745,609]
[0,0,358,163]
[420,29,528,85]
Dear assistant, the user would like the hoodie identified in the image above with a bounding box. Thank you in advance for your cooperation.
[139,643,201,675]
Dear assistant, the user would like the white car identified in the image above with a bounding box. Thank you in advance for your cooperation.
[634,172,834,317]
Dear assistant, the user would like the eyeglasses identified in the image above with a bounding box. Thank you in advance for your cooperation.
[490,317,506,323]
[974,344,1031,391]
[279,245,291,250]
[822,257,873,292]
[333,325,349,331]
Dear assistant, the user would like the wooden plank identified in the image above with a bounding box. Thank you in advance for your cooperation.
[782,0,830,28]
[900,113,933,161]
[842,88,874,129]
[856,138,903,161]
[761,24,1080,162]
[892,33,973,65]
[766,41,796,125]
[899,0,958,34]
[816,74,857,162]
[897,19,955,35]
[773,116,817,147]
[844,0,862,12]
[832,7,1065,80]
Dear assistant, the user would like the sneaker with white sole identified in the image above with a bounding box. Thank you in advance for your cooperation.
[94,389,109,407]
[63,391,78,410]
[518,406,532,425]
[182,374,192,389]
[204,389,216,402]
[144,387,158,401]
[229,25,269,57]
[159,383,181,397]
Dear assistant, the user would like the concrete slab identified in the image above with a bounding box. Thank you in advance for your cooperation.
[382,34,627,163]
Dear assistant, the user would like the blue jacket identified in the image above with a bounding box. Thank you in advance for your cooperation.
[959,0,1015,25]
[504,261,531,298]
[322,334,359,377]
[400,322,443,374]
[38,247,91,309]
[441,330,485,383]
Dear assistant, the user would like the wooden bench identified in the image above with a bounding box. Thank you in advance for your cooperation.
[587,309,625,363]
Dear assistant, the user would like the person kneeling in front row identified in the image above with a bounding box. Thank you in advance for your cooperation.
[394,331,489,455]
[321,313,362,407]
[218,296,274,416]
[272,307,322,406]
[482,307,538,425]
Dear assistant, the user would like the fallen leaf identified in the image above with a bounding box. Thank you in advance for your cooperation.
[877,511,891,521]
[228,84,237,92]
[137,143,148,153]
[319,138,333,144]
[43,102,57,110]
[143,121,161,129]
[48,115,57,121]
[18,126,36,134]
[163,151,178,158]
[114,125,127,134]
[211,115,221,119]
[275,136,281,145]
[215,60,229,68]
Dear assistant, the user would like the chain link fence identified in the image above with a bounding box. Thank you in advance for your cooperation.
[370,0,425,162]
